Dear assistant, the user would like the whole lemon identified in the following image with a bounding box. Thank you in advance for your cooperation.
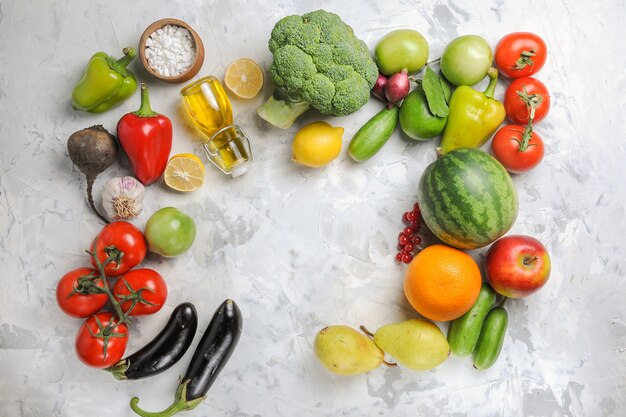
[292,121,344,168]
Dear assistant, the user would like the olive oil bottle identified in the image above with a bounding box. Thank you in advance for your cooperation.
[180,76,253,177]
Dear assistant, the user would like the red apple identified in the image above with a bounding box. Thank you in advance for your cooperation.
[485,235,551,298]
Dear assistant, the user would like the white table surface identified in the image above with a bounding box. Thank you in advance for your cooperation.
[1,0,624,416]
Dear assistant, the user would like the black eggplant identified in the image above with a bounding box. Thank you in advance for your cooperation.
[108,302,198,380]
[130,299,243,417]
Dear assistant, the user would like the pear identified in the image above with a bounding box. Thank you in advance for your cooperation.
[314,325,384,375]
[373,318,450,371]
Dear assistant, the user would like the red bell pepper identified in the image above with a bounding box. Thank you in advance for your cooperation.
[117,83,172,185]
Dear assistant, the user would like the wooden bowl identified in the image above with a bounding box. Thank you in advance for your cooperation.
[138,18,205,83]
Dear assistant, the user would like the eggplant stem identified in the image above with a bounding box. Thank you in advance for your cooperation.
[130,379,205,417]
[130,397,187,417]
[86,175,109,224]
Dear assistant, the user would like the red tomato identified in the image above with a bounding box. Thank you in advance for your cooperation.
[504,77,550,124]
[491,125,544,174]
[113,268,168,316]
[56,267,109,318]
[91,221,147,277]
[495,32,547,79]
[74,312,129,368]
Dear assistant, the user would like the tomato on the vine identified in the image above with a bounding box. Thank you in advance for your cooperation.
[495,32,547,79]
[56,267,108,318]
[74,312,129,368]
[491,124,544,174]
[113,268,168,316]
[504,77,550,124]
[91,221,147,277]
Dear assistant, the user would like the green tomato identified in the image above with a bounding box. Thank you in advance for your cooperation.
[440,35,493,86]
[145,207,196,258]
[375,29,429,76]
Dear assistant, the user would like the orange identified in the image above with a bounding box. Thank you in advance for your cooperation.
[404,244,482,322]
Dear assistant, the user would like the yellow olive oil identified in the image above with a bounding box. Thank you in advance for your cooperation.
[180,76,253,176]
[180,76,233,140]
[205,125,250,173]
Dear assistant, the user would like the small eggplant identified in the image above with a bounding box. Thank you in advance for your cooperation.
[107,302,198,380]
[130,299,243,417]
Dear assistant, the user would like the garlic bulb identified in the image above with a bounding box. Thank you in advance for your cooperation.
[102,176,145,220]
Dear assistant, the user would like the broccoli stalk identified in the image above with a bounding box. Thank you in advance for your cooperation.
[257,10,378,129]
[257,96,311,130]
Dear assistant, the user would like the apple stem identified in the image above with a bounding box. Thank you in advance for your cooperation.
[523,256,538,267]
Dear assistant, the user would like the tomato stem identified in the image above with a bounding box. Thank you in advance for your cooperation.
[114,277,158,315]
[85,314,127,360]
[516,85,542,152]
[516,86,543,122]
[518,120,534,152]
[68,272,102,297]
[513,50,536,70]
[89,240,132,325]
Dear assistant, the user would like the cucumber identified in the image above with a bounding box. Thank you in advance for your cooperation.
[447,284,497,356]
[348,106,398,162]
[472,306,508,370]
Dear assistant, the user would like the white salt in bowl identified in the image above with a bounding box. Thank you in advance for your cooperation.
[139,18,205,83]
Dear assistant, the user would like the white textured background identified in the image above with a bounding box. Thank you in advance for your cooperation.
[0,0,624,416]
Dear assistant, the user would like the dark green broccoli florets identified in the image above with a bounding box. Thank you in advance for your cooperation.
[301,73,336,114]
[269,45,317,94]
[257,10,378,129]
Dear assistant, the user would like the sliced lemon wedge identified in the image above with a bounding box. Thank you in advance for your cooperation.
[224,58,264,99]
[163,153,205,192]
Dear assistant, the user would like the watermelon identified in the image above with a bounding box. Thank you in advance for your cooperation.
[417,148,518,249]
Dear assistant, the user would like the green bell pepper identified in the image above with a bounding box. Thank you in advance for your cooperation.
[72,47,138,113]
[438,67,506,155]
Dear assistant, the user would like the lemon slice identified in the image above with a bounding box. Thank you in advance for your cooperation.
[163,153,205,192]
[224,58,264,99]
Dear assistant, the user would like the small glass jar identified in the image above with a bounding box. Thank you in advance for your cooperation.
[203,124,253,178]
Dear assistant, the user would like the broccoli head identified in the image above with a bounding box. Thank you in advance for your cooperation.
[257,10,378,129]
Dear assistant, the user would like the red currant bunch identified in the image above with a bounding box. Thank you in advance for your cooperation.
[395,202,423,264]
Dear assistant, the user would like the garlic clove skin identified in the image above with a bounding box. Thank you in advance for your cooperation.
[102,176,145,220]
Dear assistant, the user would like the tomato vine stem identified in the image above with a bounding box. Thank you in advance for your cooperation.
[87,240,132,325]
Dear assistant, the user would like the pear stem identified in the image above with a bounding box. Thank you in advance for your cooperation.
[382,359,398,367]
[359,325,374,338]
